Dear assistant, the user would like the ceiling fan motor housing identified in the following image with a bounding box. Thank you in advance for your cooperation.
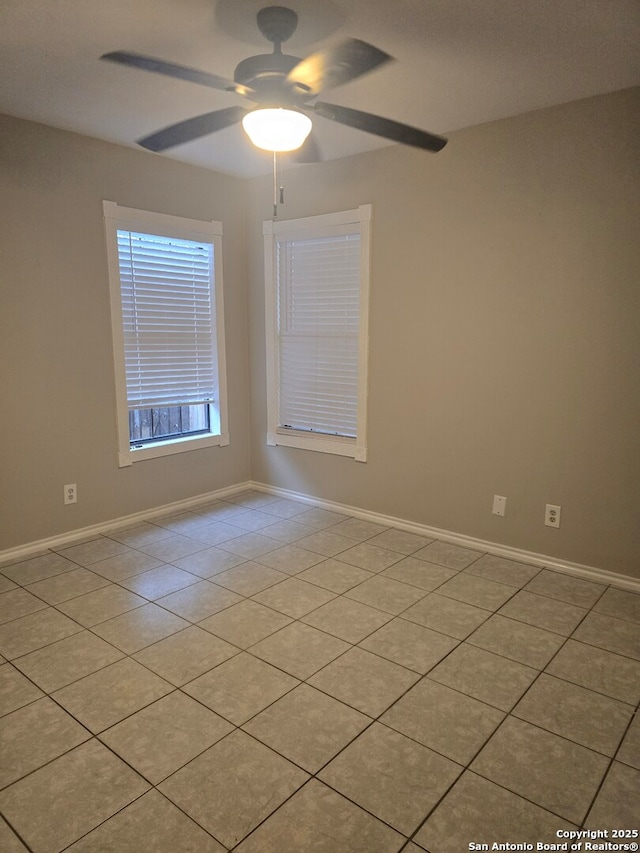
[233,7,304,104]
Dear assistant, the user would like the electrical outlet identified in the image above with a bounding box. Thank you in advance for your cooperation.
[545,504,561,528]
[492,495,507,516]
[64,484,77,505]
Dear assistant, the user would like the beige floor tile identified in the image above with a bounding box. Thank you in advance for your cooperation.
[415,771,576,853]
[617,711,640,770]
[346,575,427,614]
[359,619,458,673]
[198,599,292,648]
[133,626,238,686]
[0,816,29,852]
[467,614,565,668]
[106,522,174,549]
[367,528,434,555]
[329,518,389,542]
[402,593,491,639]
[297,559,373,593]
[0,663,44,716]
[234,780,404,853]
[428,643,538,711]
[382,557,457,591]
[1,553,80,585]
[0,587,48,625]
[66,790,226,852]
[252,577,336,618]
[53,658,173,733]
[213,562,288,595]
[226,509,282,532]
[337,543,403,572]
[172,546,247,578]
[464,554,541,588]
[294,530,356,557]
[572,611,640,660]
[243,684,371,772]
[91,602,190,654]
[254,544,325,574]
[413,540,482,570]
[382,678,504,764]
[593,587,640,624]
[59,538,131,566]
[217,532,281,559]
[251,622,350,680]
[194,501,252,522]
[319,723,462,834]
[258,498,309,519]
[294,508,347,529]
[100,691,233,783]
[186,520,246,546]
[435,572,515,611]
[138,534,210,562]
[546,639,640,705]
[13,630,124,692]
[0,575,18,593]
[523,569,606,608]
[57,584,147,627]
[309,647,419,717]
[0,608,82,659]
[0,739,149,853]
[25,568,109,604]
[471,716,609,824]
[183,651,299,724]
[118,564,200,600]
[498,589,588,635]
[302,596,392,643]
[155,580,242,622]
[86,550,163,582]
[512,673,634,755]
[584,761,640,831]
[0,697,91,787]
[256,518,316,543]
[159,730,308,849]
[145,512,207,535]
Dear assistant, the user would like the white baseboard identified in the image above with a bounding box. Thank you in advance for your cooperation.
[251,481,640,593]
[1,477,638,593]
[0,481,253,566]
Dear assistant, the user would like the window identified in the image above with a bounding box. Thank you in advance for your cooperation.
[103,202,228,466]
[264,205,371,461]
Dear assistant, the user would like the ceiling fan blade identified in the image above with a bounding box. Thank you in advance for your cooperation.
[101,51,253,97]
[287,38,391,97]
[313,102,447,152]
[137,107,248,152]
[292,132,321,164]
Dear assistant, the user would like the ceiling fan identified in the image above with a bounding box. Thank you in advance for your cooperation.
[101,5,447,161]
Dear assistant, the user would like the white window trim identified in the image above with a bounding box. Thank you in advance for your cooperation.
[264,204,371,462]
[103,201,229,467]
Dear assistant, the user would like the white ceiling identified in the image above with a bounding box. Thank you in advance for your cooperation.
[1,0,639,177]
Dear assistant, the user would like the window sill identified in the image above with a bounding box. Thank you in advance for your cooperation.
[267,431,366,462]
[118,432,229,467]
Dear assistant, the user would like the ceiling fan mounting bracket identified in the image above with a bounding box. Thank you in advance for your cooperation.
[256,6,298,47]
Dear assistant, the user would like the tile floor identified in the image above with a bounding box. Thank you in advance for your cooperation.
[0,489,638,852]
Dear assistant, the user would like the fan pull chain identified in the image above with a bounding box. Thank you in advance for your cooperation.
[272,151,285,217]
[273,151,277,217]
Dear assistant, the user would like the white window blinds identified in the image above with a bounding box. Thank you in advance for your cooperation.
[277,232,360,437]
[116,230,217,409]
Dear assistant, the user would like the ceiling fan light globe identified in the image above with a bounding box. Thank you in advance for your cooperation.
[242,108,312,152]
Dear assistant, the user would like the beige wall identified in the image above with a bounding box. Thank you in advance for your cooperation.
[0,115,251,550]
[1,88,638,578]
[245,88,640,577]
